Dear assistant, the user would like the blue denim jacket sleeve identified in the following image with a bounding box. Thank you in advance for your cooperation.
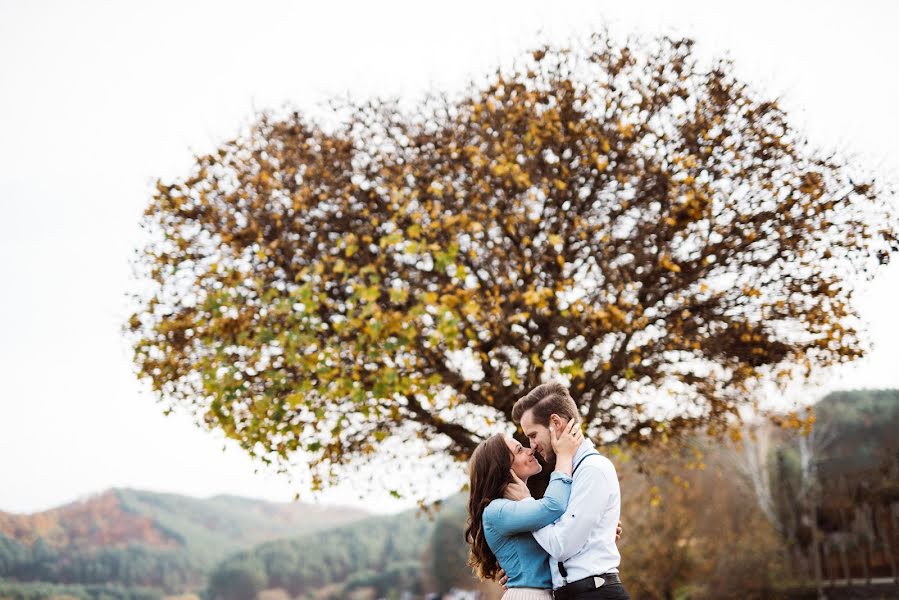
[485,471,573,536]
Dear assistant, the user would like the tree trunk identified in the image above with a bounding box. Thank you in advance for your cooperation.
[823,541,835,587]
[838,537,851,583]
[811,514,825,599]
[883,504,898,583]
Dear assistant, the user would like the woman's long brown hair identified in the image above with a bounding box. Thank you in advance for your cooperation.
[465,433,514,581]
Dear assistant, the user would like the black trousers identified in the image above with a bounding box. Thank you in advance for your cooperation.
[567,583,631,600]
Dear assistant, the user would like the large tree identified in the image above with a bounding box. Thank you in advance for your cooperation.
[129,33,897,492]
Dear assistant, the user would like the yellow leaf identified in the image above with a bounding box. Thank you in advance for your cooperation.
[360,286,380,302]
[461,301,479,317]
[523,289,541,306]
[389,287,409,304]
[660,255,681,273]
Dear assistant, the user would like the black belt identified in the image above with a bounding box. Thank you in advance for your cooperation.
[553,573,622,599]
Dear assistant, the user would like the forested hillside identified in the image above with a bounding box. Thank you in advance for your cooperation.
[0,489,367,594]
[206,495,469,600]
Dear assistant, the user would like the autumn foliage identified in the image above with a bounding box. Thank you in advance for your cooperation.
[129,33,898,490]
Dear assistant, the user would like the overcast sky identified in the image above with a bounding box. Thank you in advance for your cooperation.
[1,0,897,516]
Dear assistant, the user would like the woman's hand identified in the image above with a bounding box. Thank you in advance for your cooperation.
[503,470,531,501]
[551,418,584,460]
[496,568,509,589]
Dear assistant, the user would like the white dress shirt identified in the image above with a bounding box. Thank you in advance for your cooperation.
[532,439,621,589]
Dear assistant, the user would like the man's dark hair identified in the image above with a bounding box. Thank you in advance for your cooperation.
[511,381,579,425]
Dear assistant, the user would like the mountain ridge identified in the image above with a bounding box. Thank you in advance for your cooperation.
[0,487,371,591]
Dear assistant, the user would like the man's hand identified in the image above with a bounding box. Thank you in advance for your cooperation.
[616,520,623,542]
[503,470,531,501]
[497,568,509,589]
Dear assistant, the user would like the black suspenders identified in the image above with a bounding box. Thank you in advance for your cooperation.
[571,451,599,475]
[558,451,600,583]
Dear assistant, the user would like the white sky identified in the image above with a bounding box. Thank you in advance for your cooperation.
[1,0,897,516]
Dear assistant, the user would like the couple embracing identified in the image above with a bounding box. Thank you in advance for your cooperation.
[465,382,630,600]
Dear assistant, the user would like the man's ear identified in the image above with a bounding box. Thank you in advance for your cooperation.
[549,414,562,431]
[550,414,572,434]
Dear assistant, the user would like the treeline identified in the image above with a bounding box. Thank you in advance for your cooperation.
[112,489,365,564]
[764,389,899,585]
[603,388,899,598]
[0,488,367,596]
[0,579,163,600]
[206,496,469,600]
[0,537,200,591]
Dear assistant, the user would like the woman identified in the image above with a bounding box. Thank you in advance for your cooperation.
[465,420,583,599]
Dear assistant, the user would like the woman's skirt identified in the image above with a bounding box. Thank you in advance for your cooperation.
[501,588,553,600]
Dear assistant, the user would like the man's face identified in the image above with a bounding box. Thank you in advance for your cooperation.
[520,409,555,465]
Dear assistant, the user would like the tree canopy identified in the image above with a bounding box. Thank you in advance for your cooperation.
[129,33,898,492]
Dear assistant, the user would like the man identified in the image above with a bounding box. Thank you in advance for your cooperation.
[510,381,630,600]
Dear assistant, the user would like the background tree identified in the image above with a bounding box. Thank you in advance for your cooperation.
[206,558,266,600]
[129,32,898,492]
[428,503,471,595]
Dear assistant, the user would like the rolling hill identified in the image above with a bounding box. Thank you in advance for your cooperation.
[0,488,368,593]
[206,493,468,600]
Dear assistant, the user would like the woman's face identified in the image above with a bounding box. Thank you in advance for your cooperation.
[505,436,541,480]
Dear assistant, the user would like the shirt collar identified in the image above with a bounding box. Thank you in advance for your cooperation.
[572,437,596,465]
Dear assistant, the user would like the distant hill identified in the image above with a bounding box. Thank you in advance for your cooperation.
[813,388,899,476]
[206,494,469,600]
[0,488,368,592]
